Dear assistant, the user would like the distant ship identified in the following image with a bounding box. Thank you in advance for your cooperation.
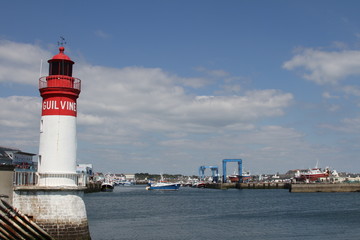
[192,181,207,188]
[294,165,332,182]
[101,182,114,192]
[146,175,181,191]
[146,181,181,190]
[101,174,115,192]
[228,170,251,183]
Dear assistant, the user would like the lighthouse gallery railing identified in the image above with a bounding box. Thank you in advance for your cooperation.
[13,172,87,187]
[39,76,81,91]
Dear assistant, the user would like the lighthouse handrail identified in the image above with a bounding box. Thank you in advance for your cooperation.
[13,172,87,187]
[39,76,81,91]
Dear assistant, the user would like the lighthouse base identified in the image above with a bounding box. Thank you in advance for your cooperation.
[13,186,91,240]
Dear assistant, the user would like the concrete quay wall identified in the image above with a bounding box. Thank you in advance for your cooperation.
[239,182,290,189]
[290,183,360,193]
[85,181,102,193]
[206,182,290,189]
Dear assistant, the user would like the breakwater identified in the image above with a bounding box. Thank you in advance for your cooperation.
[203,182,360,192]
[206,182,290,189]
[290,183,360,192]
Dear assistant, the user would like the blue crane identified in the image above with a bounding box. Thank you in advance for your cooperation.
[198,165,219,182]
[222,159,242,183]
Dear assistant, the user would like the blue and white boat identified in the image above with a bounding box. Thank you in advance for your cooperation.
[146,176,181,191]
[146,182,181,190]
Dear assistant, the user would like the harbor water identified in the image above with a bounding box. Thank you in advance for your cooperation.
[84,185,360,240]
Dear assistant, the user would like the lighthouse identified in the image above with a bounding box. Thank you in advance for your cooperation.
[38,46,80,186]
[12,46,91,240]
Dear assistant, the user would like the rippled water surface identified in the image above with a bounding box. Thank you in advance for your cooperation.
[84,185,360,240]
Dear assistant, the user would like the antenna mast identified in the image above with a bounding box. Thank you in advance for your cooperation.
[39,59,43,78]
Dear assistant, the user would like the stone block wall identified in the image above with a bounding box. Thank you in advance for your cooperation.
[290,183,360,192]
[13,187,91,240]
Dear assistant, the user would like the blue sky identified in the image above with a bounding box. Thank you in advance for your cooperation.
[1,0,360,175]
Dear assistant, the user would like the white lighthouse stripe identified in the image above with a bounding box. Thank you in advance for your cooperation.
[38,115,77,186]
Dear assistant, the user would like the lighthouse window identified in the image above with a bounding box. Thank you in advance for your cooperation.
[49,61,72,76]
[49,62,59,75]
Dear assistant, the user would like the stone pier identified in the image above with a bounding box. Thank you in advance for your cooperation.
[13,186,91,240]
[290,183,360,193]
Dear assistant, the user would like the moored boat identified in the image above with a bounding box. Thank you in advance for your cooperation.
[192,181,207,188]
[146,175,180,190]
[228,170,251,183]
[295,167,331,182]
[146,181,181,190]
[101,182,114,192]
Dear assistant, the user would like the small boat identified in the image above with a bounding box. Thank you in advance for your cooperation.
[122,181,133,186]
[192,181,207,188]
[101,182,114,192]
[146,175,180,191]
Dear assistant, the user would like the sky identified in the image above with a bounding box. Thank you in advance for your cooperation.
[1,0,360,175]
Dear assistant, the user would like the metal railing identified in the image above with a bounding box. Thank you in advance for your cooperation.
[13,172,87,187]
[14,171,37,186]
[39,76,81,91]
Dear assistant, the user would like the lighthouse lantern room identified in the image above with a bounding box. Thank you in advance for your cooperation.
[38,46,81,186]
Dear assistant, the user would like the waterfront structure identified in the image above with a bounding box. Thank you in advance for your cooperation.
[199,165,219,182]
[0,146,36,170]
[0,164,14,204]
[222,159,243,183]
[12,46,91,240]
[38,46,80,186]
[0,146,38,186]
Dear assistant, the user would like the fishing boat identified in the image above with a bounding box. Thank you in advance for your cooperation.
[146,175,180,190]
[101,182,114,192]
[191,181,207,188]
[295,167,330,182]
[294,161,334,182]
[228,170,251,183]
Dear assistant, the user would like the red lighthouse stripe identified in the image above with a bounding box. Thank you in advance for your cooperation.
[42,96,77,116]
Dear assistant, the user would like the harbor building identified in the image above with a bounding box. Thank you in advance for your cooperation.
[12,46,91,239]
[0,146,37,204]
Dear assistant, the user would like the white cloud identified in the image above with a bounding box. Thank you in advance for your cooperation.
[75,63,293,135]
[0,40,51,85]
[0,40,300,173]
[0,96,39,128]
[323,116,360,133]
[77,113,105,126]
[342,85,360,96]
[322,92,339,99]
[283,48,360,85]
[0,96,40,149]
[328,104,340,112]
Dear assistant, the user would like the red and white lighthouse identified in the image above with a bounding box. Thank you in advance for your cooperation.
[38,46,81,186]
[13,45,90,240]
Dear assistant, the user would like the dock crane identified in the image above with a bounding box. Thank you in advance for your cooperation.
[198,166,219,182]
[222,159,242,183]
